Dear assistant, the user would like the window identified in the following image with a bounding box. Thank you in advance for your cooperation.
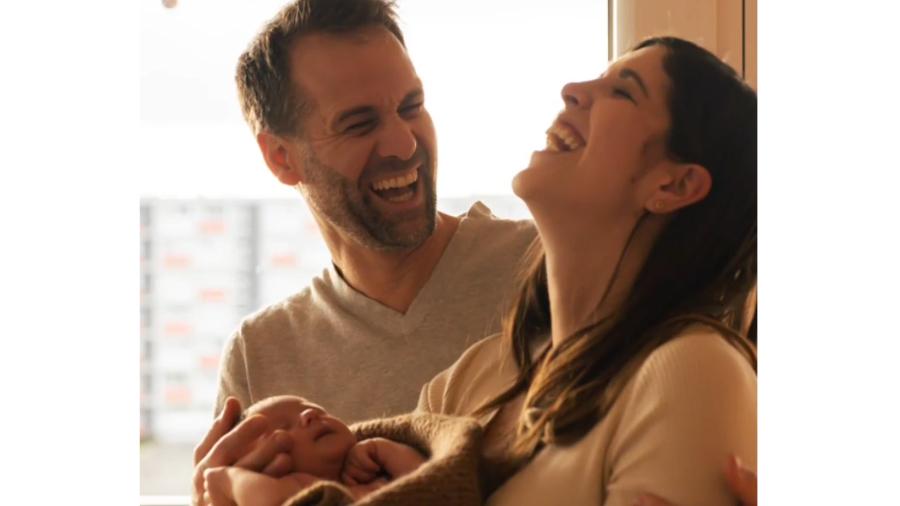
[140,0,607,501]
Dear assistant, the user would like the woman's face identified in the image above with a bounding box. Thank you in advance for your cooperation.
[513,45,674,220]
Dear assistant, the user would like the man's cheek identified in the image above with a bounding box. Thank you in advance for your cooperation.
[324,142,374,181]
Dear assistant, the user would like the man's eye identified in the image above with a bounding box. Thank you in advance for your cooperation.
[345,120,375,134]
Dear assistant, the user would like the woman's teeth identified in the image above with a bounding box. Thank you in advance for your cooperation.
[545,123,585,152]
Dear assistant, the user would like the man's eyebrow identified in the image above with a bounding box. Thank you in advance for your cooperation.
[401,88,424,104]
[336,105,377,125]
[619,68,649,98]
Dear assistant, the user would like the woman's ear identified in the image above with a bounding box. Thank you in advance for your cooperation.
[257,132,304,186]
[644,163,712,214]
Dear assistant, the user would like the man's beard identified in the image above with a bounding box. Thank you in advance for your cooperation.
[297,146,437,251]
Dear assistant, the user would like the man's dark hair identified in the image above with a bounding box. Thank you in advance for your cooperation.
[236,0,405,136]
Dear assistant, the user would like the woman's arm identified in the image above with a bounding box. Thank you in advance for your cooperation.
[604,332,757,506]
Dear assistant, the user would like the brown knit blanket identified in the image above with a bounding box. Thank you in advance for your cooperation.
[281,412,484,506]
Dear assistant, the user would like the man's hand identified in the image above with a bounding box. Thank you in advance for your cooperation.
[191,397,294,506]
[632,455,757,506]
[203,467,318,506]
[724,455,757,506]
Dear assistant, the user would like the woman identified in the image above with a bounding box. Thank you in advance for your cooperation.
[418,36,756,505]
[205,36,757,506]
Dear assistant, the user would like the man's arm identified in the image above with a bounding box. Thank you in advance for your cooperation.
[214,331,252,416]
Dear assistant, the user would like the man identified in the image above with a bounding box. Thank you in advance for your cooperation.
[192,1,757,504]
[216,0,536,426]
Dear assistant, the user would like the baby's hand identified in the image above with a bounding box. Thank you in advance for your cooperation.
[341,438,426,486]
[342,439,384,485]
[347,477,390,500]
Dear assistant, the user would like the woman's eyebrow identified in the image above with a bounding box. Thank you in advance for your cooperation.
[619,68,650,99]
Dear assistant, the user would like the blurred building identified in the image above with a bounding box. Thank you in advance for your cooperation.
[139,196,528,447]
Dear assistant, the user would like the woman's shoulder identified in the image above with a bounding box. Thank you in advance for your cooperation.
[599,325,757,505]
[417,333,518,417]
[613,323,757,432]
[636,325,756,390]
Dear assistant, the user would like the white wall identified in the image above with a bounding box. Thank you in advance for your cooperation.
[610,0,755,87]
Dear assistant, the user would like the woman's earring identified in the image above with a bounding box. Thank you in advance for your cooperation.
[653,201,664,212]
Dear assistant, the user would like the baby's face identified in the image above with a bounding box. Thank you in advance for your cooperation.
[251,396,356,480]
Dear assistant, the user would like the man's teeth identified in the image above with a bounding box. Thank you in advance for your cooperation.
[371,169,418,191]
[545,123,585,152]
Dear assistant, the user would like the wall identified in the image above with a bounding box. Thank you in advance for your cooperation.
[610,0,756,88]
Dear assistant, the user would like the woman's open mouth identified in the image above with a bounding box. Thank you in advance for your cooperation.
[544,121,585,152]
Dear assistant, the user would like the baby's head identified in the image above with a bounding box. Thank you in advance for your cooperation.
[244,395,356,480]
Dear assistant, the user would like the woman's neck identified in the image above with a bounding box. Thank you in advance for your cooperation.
[535,210,665,349]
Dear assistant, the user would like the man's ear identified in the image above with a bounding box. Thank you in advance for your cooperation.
[257,132,304,186]
[644,163,712,214]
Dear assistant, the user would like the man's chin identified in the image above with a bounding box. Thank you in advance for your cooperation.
[370,219,434,250]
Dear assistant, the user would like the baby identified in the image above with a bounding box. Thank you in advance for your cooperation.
[239,395,427,500]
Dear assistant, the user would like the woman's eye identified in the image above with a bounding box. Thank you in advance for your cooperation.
[400,103,423,116]
[613,88,634,102]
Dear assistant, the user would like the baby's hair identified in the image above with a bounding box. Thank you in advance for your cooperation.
[237,394,316,424]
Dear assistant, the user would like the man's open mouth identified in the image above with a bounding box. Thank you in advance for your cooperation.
[368,165,420,203]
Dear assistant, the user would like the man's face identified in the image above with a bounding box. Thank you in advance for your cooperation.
[288,27,438,251]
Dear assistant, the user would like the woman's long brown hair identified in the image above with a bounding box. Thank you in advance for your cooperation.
[475,37,758,463]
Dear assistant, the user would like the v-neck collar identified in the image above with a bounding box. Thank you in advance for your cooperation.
[324,203,487,335]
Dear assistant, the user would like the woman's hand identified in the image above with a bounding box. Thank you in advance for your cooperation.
[203,467,319,506]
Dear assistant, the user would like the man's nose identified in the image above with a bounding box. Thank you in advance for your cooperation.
[299,408,321,427]
[375,116,417,160]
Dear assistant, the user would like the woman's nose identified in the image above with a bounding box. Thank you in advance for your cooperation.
[561,81,591,109]
[299,408,321,426]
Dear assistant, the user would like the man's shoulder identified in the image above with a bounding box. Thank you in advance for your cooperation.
[457,201,536,259]
[462,201,535,236]
[234,278,332,344]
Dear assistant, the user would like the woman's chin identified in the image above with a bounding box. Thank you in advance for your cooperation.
[511,165,542,202]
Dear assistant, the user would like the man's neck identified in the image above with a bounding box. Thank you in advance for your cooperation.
[325,212,460,314]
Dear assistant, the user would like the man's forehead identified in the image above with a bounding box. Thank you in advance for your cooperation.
[288,27,420,116]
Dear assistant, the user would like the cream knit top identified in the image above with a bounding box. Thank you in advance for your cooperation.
[417,326,757,506]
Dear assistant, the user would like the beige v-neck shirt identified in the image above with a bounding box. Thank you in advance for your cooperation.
[215,202,537,422]
[417,327,757,506]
